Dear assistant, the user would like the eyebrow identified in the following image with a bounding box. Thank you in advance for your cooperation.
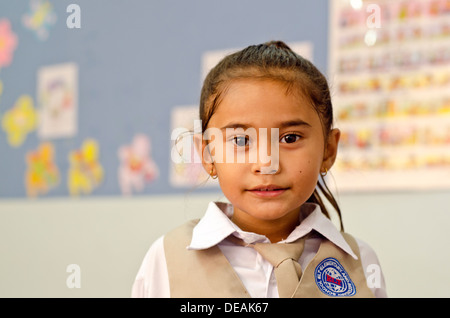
[220,119,312,130]
[278,119,312,129]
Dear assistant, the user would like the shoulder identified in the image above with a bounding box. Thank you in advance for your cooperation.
[340,232,380,263]
[165,219,200,239]
[131,220,201,298]
[352,235,388,298]
[140,236,166,270]
[131,236,169,298]
[353,236,379,264]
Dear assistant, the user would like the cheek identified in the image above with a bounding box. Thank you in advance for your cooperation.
[215,169,245,202]
[286,153,322,189]
[297,165,320,187]
[284,148,323,174]
[292,162,321,201]
[215,163,246,184]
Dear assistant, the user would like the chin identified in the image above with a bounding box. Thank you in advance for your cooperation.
[249,206,296,221]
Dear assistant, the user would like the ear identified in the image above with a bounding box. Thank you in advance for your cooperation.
[193,133,214,174]
[322,128,340,172]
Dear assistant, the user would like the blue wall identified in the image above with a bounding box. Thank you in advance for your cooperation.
[0,0,329,198]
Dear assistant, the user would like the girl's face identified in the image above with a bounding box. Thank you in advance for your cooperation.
[201,79,340,235]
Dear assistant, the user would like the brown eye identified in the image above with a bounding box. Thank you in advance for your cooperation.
[280,134,301,144]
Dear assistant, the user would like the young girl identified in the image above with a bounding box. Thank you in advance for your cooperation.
[132,41,387,298]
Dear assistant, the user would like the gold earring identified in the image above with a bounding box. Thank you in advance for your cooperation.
[210,168,218,179]
[321,168,328,177]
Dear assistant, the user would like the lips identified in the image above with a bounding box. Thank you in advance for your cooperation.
[247,184,288,197]
[249,185,285,191]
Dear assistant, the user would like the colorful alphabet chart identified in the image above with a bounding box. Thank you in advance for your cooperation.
[329,0,450,191]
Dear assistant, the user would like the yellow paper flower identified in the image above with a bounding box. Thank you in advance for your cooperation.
[1,95,37,147]
[25,142,60,197]
[22,0,57,40]
[68,139,104,196]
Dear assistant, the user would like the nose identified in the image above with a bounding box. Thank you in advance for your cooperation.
[252,156,280,175]
[251,128,280,175]
[253,167,279,174]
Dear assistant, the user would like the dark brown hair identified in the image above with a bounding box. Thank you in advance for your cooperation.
[199,40,343,230]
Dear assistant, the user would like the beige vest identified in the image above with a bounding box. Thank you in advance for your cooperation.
[163,219,374,298]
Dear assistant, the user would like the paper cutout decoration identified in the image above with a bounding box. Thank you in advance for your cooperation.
[25,142,60,197]
[22,0,57,41]
[0,19,18,69]
[67,139,103,196]
[118,134,159,195]
[1,95,37,147]
[37,63,78,139]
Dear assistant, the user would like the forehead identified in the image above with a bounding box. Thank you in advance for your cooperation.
[208,79,321,128]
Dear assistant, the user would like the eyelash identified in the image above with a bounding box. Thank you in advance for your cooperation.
[280,133,303,144]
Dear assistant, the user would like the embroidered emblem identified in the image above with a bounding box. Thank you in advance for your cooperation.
[314,257,356,297]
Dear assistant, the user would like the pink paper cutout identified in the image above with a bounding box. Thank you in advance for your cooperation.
[0,19,18,69]
[118,134,159,195]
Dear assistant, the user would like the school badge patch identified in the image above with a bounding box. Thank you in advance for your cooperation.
[314,257,356,297]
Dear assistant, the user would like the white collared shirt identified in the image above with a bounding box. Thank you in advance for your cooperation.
[131,202,387,298]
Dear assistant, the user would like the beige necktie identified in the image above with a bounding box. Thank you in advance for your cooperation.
[253,239,305,298]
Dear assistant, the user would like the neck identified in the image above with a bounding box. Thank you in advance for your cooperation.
[231,208,301,243]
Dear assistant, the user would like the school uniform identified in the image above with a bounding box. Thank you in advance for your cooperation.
[131,201,387,298]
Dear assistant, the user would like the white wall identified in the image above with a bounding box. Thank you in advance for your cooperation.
[1,190,449,297]
[338,190,450,298]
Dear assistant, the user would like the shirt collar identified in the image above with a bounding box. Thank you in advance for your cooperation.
[187,201,358,260]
